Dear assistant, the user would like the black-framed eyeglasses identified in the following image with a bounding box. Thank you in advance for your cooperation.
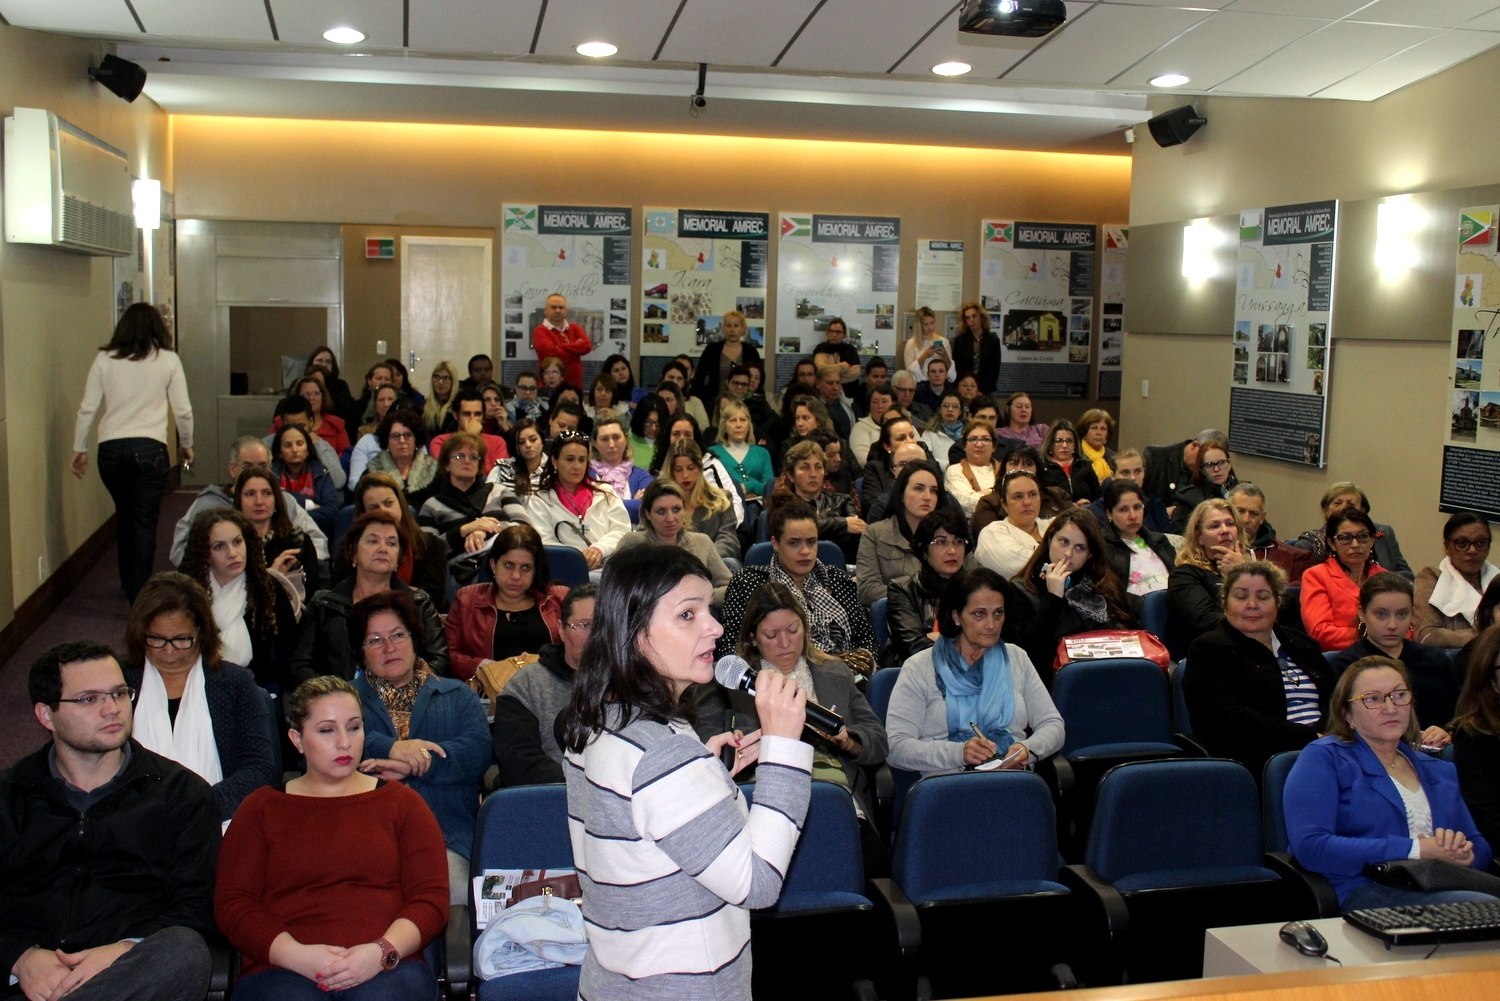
[144,633,197,650]
[966,436,993,444]
[1350,688,1412,710]
[1203,459,1231,472]
[1333,532,1373,546]
[1450,538,1492,552]
[58,687,136,707]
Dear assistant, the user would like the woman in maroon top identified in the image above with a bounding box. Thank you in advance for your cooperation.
[215,675,448,1000]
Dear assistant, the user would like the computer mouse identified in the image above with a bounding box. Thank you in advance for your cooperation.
[1279,920,1328,957]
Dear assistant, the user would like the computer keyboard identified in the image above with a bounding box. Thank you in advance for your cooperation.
[1344,900,1500,947]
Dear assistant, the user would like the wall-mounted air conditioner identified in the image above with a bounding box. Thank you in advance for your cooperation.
[3,107,134,256]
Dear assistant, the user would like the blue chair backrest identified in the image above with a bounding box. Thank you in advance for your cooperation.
[745,541,774,566]
[756,508,770,543]
[742,781,865,906]
[894,771,1060,901]
[1170,658,1192,734]
[818,540,845,568]
[544,545,590,587]
[1088,759,1264,883]
[1261,750,1299,854]
[870,598,889,653]
[1139,588,1170,639]
[259,688,283,781]
[624,498,641,525]
[332,503,356,556]
[472,784,574,871]
[866,667,901,723]
[1052,658,1173,753]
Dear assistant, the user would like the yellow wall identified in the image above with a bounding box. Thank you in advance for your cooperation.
[0,24,171,620]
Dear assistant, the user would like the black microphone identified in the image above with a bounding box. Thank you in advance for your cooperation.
[713,655,845,735]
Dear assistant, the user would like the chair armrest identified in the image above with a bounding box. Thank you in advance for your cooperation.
[204,932,238,1001]
[866,878,923,956]
[1263,851,1340,918]
[1173,732,1210,756]
[444,904,473,1001]
[1048,755,1076,793]
[1059,864,1129,987]
[1058,864,1129,935]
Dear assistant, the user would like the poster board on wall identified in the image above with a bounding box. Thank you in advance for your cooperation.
[1441,206,1500,517]
[1098,225,1126,400]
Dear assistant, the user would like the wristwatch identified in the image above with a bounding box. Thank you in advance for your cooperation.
[376,937,400,971]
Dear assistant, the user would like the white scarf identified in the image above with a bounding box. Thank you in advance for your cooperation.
[1430,555,1499,622]
[211,573,254,667]
[134,658,223,789]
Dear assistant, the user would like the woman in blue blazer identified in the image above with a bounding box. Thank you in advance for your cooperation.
[1285,655,1495,911]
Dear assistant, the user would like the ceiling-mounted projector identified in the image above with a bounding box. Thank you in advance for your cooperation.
[959,0,1067,38]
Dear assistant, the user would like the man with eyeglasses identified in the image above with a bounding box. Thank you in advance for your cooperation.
[169,436,328,565]
[0,641,218,1001]
[492,583,597,788]
[428,390,510,477]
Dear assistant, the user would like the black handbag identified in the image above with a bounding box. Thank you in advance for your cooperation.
[1363,859,1500,896]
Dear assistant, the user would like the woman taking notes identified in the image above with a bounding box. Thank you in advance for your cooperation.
[560,544,811,1000]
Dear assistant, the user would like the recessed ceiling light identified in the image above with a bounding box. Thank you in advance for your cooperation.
[576,41,619,58]
[323,26,365,45]
[933,61,973,77]
[1150,73,1190,88]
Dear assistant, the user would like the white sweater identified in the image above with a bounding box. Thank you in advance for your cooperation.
[73,349,193,451]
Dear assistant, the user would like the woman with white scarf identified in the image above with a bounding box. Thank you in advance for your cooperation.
[179,509,300,689]
[1415,512,1499,649]
[124,573,278,823]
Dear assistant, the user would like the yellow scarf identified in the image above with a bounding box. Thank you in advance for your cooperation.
[1081,440,1113,482]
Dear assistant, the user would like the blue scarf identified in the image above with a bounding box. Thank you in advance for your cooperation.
[931,635,1015,749]
[940,420,966,443]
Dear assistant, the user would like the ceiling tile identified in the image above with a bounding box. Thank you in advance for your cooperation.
[892,1,1101,77]
[1467,8,1500,29]
[1317,28,1500,98]
[1096,0,1230,7]
[0,0,138,34]
[269,0,405,47]
[408,0,541,54]
[532,0,686,61]
[131,0,272,42]
[778,0,956,74]
[1003,4,1213,85]
[1352,1,1500,30]
[1224,0,1368,15]
[657,0,820,68]
[1216,21,1437,96]
[1112,12,1317,89]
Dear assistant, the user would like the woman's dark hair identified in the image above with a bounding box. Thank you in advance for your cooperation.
[509,418,546,498]
[1102,477,1146,513]
[179,508,280,637]
[353,471,428,560]
[548,382,584,414]
[286,676,361,730]
[103,302,172,359]
[1454,624,1500,737]
[364,361,394,385]
[538,430,602,494]
[603,353,636,395]
[560,545,713,750]
[287,375,327,414]
[889,460,944,540]
[639,480,688,537]
[305,345,341,380]
[562,582,599,626]
[999,468,1041,505]
[630,394,671,440]
[1005,445,1044,472]
[487,523,551,597]
[1358,571,1413,611]
[937,568,1011,640]
[650,413,703,474]
[589,372,621,407]
[232,465,294,538]
[878,413,917,451]
[1018,508,1133,624]
[771,497,818,540]
[779,383,817,422]
[377,407,427,450]
[913,507,972,561]
[1041,419,1079,463]
[341,509,404,569]
[271,423,315,469]
[1325,507,1378,554]
[385,357,411,388]
[1444,511,1492,542]
[350,589,423,662]
[126,572,223,672]
[1476,576,1500,633]
[924,389,964,433]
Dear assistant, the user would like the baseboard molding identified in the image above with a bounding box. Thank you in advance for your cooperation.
[0,514,116,666]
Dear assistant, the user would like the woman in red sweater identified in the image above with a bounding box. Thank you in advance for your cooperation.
[215,675,449,1000]
[444,523,568,683]
[1302,507,1387,652]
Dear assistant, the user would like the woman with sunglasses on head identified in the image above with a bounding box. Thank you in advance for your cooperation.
[522,430,631,572]
[1284,655,1495,912]
[1414,512,1499,650]
[1303,507,1389,652]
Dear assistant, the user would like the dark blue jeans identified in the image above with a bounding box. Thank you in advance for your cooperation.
[233,962,437,1000]
[97,437,170,603]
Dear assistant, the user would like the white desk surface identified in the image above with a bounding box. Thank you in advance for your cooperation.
[1204,916,1500,977]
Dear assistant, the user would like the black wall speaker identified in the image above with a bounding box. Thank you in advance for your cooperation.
[89,54,147,103]
[1147,105,1206,148]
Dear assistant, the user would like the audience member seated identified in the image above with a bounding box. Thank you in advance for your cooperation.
[659,359,711,430]
[652,413,745,523]
[1142,429,1217,514]
[919,389,965,473]
[307,344,358,429]
[852,383,896,468]
[350,472,451,612]
[944,417,1002,519]
[856,460,946,606]
[522,430,631,572]
[887,509,972,665]
[1168,432,1236,533]
[629,393,670,470]
[821,435,859,504]
[860,413,923,515]
[488,417,548,496]
[1330,574,1459,747]
[664,439,742,562]
[180,509,300,689]
[1184,561,1331,774]
[867,440,963,524]
[1038,419,1100,507]
[445,524,567,685]
[215,676,450,1000]
[234,465,324,598]
[422,360,457,434]
[271,423,339,537]
[1015,509,1136,682]
[973,445,1066,531]
[287,373,351,457]
[417,431,525,560]
[1303,507,1390,652]
[1085,448,1172,535]
[914,357,951,418]
[709,399,773,500]
[428,389,509,478]
[779,394,840,469]
[1452,625,1500,852]
[1167,498,1248,657]
[544,396,588,439]
[123,572,277,824]
[996,391,1048,449]
[506,370,546,425]
[1077,407,1115,482]
[949,396,1010,468]
[891,369,931,426]
[493,583,594,788]
[1226,482,1317,583]
[1100,478,1177,596]
[349,384,401,485]
[288,511,449,685]
[171,435,327,566]
[367,408,442,511]
[353,359,396,427]
[459,352,494,396]
[617,481,731,605]
[716,499,875,674]
[1415,511,1499,650]
[589,415,651,502]
[770,439,865,564]
[386,357,424,410]
[1457,580,1500,681]
[1284,656,1495,912]
[975,470,1053,581]
[268,394,346,492]
[478,381,510,435]
[696,579,888,833]
[1293,480,1413,577]
[887,568,1063,777]
[2,641,217,1001]
[353,590,490,905]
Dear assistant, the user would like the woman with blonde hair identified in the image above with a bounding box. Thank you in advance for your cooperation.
[708,398,773,499]
[665,439,741,563]
[1167,498,1248,657]
[693,308,762,403]
[420,360,457,435]
[944,417,1002,518]
[903,305,953,384]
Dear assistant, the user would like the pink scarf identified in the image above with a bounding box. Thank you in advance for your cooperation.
[555,480,595,519]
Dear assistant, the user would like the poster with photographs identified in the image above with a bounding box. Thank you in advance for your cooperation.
[641,208,769,384]
[774,213,900,390]
[1228,199,1337,467]
[979,219,1095,398]
[1440,206,1500,517]
[500,204,632,384]
[1097,225,1126,399]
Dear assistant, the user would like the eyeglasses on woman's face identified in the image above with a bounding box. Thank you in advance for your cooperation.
[1332,531,1373,547]
[1349,688,1411,710]
[362,628,412,650]
[144,633,197,651]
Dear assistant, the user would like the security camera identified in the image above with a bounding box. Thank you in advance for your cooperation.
[691,94,707,109]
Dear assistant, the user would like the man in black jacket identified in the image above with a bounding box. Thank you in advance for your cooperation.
[0,641,218,1001]
[1142,428,1222,514]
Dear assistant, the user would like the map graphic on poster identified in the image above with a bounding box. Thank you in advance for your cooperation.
[1441,205,1500,517]
[774,213,900,389]
[1228,199,1337,467]
[642,208,770,384]
[1098,225,1127,400]
[979,219,1095,398]
[500,204,632,383]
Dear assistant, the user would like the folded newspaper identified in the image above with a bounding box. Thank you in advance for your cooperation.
[472,868,578,929]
